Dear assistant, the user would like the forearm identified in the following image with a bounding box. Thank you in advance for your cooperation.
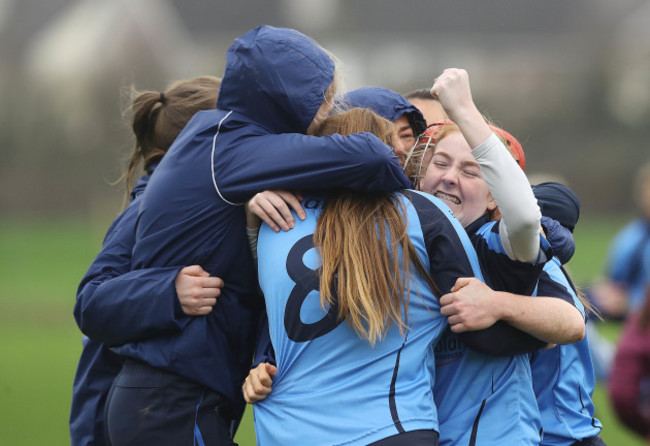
[216,132,410,204]
[448,103,492,150]
[495,291,585,344]
[473,133,541,262]
[245,206,261,262]
[459,322,546,356]
[75,267,187,346]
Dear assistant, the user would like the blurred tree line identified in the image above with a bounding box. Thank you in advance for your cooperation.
[2,0,649,221]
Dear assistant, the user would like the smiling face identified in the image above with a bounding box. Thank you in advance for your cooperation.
[418,131,496,227]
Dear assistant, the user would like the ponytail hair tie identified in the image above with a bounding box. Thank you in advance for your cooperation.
[159,92,165,103]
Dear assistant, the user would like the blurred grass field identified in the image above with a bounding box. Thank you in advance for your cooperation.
[0,215,645,445]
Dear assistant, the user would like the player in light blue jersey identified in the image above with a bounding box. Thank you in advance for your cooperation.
[253,107,503,446]
[589,161,650,319]
[102,26,414,446]
[413,72,604,445]
[523,183,605,445]
[247,69,584,445]
[531,258,604,446]
[406,69,586,445]
[437,240,605,446]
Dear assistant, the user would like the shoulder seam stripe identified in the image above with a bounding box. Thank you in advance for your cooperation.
[211,110,242,206]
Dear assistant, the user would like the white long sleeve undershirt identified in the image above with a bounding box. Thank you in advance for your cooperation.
[472,132,542,263]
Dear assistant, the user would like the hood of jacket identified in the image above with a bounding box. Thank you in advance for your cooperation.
[532,181,580,233]
[217,25,335,134]
[340,87,427,136]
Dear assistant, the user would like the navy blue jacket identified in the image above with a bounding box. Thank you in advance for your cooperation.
[81,25,409,420]
[71,173,177,446]
[341,86,428,136]
[74,168,186,347]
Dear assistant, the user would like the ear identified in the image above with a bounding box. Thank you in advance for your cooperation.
[487,193,497,212]
[487,194,501,221]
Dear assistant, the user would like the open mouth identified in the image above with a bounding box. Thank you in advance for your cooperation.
[434,191,461,205]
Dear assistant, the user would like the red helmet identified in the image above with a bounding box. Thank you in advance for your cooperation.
[490,126,525,171]
[413,120,525,171]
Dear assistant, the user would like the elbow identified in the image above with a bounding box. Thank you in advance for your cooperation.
[526,204,543,231]
[518,216,543,249]
[74,302,119,346]
[575,325,586,343]
[509,231,543,263]
[74,284,103,338]
[516,207,543,244]
[363,136,410,190]
[508,200,542,235]
[565,322,585,345]
[558,306,587,345]
[552,319,585,345]
[73,300,84,331]
[502,216,544,263]
[73,299,95,338]
[75,308,101,342]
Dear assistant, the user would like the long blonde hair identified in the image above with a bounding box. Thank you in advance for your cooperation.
[313,108,440,345]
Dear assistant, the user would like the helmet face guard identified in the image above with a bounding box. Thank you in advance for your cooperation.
[403,120,525,191]
[402,120,454,187]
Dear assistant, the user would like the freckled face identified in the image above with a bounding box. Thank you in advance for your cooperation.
[418,131,496,227]
[392,115,415,154]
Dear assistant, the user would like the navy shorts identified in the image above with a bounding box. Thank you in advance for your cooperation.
[571,435,607,446]
[368,429,439,446]
[105,360,238,446]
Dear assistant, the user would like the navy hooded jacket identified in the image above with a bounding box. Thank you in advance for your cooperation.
[74,166,187,347]
[341,86,427,136]
[80,25,410,417]
[71,171,183,446]
[533,182,581,264]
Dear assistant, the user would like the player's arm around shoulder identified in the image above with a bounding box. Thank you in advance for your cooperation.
[441,276,585,345]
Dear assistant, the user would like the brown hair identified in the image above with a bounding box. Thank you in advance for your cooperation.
[404,88,436,101]
[575,287,602,321]
[313,108,439,345]
[120,75,221,206]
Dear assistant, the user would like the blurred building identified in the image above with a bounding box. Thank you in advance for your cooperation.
[1,0,649,217]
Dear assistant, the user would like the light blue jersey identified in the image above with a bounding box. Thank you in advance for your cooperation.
[606,219,650,311]
[255,191,482,446]
[435,217,552,446]
[435,335,541,445]
[531,258,602,445]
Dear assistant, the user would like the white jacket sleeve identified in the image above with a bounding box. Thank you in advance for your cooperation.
[472,132,542,262]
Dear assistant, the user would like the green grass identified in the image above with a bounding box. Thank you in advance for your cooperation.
[568,214,631,284]
[0,323,81,445]
[0,215,645,445]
